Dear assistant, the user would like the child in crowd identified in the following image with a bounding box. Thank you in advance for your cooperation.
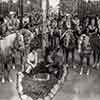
[25,48,38,74]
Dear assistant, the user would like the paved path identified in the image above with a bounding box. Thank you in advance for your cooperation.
[0,70,20,100]
[54,69,100,100]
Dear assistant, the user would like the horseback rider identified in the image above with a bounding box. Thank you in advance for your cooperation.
[87,18,100,68]
[82,16,90,34]
[7,12,20,34]
[61,14,76,68]
[72,14,82,48]
[0,16,6,38]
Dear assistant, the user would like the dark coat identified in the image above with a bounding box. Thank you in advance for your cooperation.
[90,34,100,54]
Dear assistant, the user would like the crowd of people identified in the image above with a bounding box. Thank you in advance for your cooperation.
[0,9,100,77]
[44,13,100,76]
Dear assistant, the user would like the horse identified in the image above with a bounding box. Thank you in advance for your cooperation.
[60,29,76,68]
[0,32,25,83]
[19,29,35,72]
[11,29,34,73]
[89,32,100,69]
[78,34,92,75]
[20,29,34,52]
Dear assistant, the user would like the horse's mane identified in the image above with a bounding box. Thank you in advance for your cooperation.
[13,33,24,51]
[5,33,16,41]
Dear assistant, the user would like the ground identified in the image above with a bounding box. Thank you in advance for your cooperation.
[0,67,100,100]
[53,69,100,100]
[0,70,20,100]
[0,50,100,100]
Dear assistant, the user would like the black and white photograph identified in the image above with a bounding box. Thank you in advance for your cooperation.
[0,0,100,100]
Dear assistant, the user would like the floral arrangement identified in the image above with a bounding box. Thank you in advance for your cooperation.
[16,64,67,100]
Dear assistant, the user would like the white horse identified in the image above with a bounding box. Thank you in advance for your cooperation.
[0,32,24,83]
[78,34,92,75]
[20,29,34,53]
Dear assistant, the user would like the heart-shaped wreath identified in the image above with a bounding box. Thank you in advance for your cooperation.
[16,64,67,100]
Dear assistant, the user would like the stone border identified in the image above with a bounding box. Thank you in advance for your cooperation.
[16,65,67,100]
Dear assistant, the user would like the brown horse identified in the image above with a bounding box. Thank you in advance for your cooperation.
[0,32,24,83]
[61,29,76,68]
[20,29,34,53]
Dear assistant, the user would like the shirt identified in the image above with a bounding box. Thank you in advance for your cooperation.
[27,51,38,69]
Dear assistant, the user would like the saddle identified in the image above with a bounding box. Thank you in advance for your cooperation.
[63,30,75,48]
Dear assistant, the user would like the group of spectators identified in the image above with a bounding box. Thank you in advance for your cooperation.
[43,13,100,75]
[1,9,100,75]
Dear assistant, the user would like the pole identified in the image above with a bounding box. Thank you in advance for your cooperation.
[42,0,47,33]
[42,0,49,56]
[19,0,23,29]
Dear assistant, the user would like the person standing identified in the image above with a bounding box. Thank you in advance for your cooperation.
[7,12,19,32]
[25,49,38,74]
[0,16,6,37]
[88,18,100,68]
